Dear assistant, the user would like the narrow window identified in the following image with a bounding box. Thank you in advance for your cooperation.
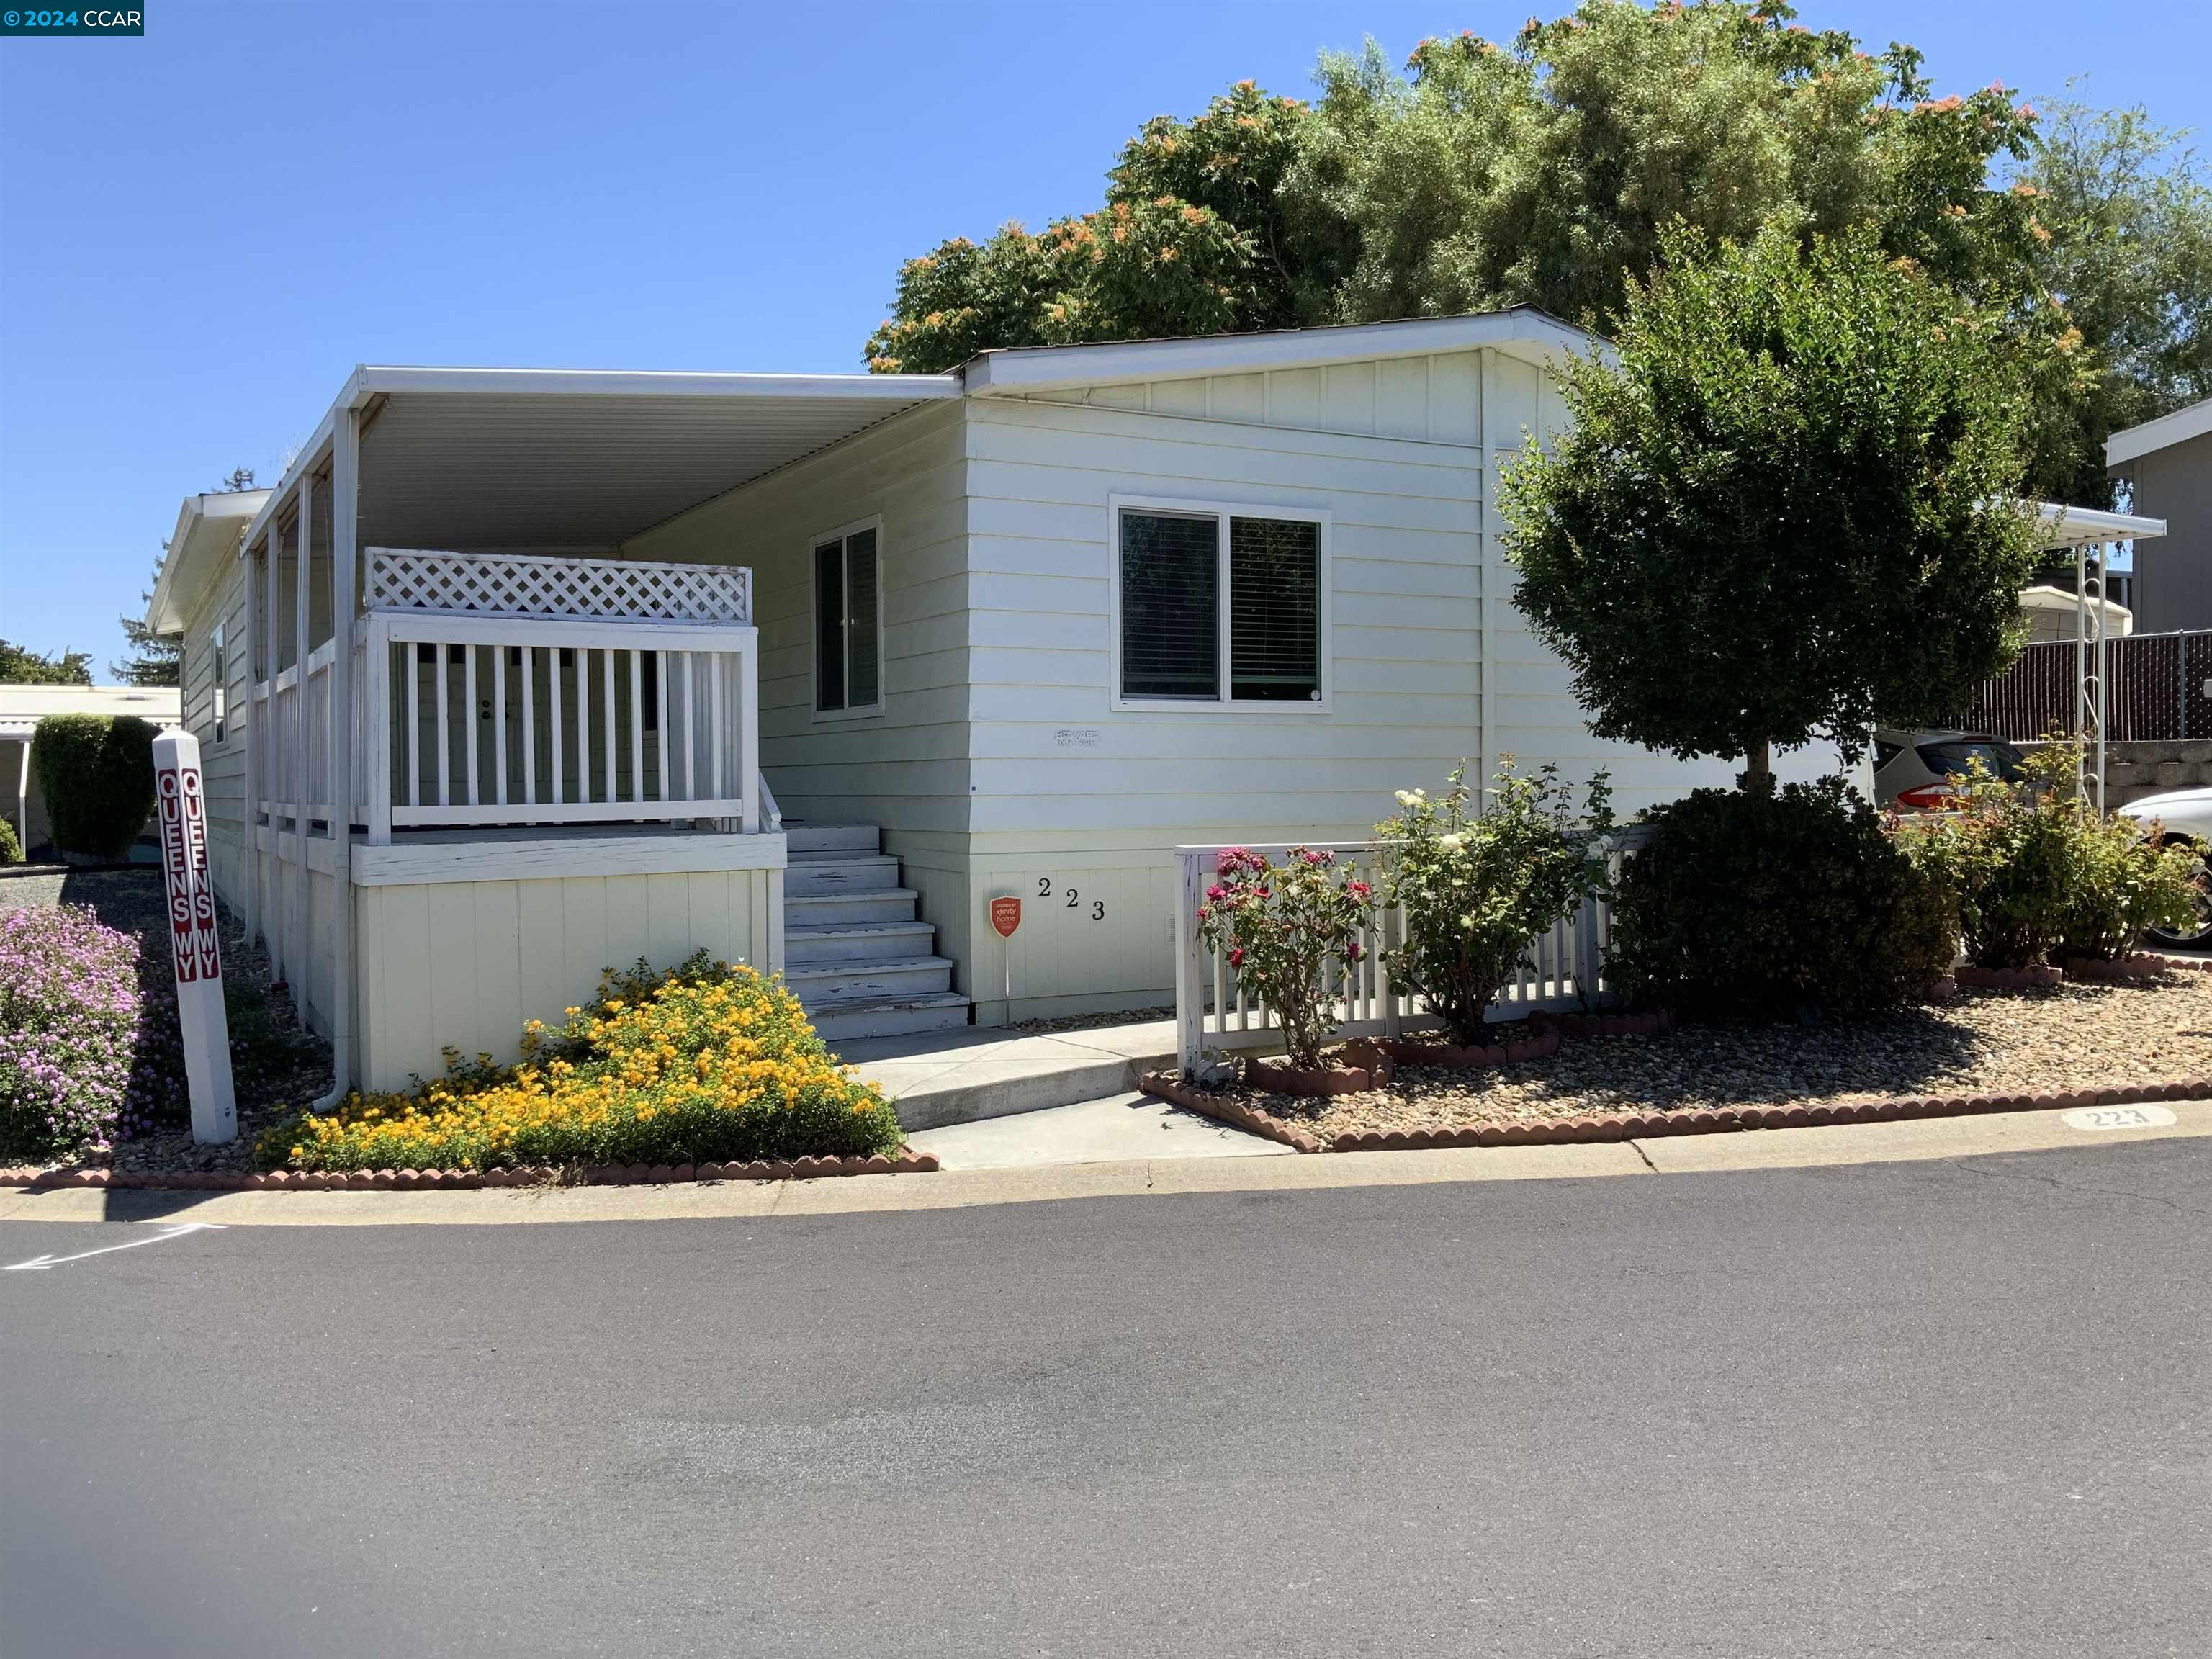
[210,622,227,743]
[814,523,882,716]
[1116,504,1325,706]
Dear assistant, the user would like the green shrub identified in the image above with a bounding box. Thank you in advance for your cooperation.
[1610,778,1956,1022]
[0,817,20,866]
[1894,745,2202,968]
[257,952,904,1172]
[31,714,157,861]
[1372,759,1614,1046]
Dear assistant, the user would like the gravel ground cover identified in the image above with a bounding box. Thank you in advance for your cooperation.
[1228,974,2212,1143]
[2,866,331,1173]
[1008,1004,1174,1036]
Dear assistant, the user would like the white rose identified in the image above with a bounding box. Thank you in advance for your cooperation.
[1437,832,1464,852]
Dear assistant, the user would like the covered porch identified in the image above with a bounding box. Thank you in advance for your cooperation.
[232,364,953,1091]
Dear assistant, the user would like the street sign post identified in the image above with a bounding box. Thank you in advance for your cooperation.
[153,730,236,1143]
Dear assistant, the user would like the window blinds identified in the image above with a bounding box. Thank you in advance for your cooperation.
[1228,516,1320,701]
[1118,510,1220,699]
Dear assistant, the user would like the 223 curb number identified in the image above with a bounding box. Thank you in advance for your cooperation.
[2059,1104,2179,1132]
[1036,876,1105,921]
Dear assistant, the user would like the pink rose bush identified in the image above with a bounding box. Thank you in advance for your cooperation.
[1195,845,1375,1070]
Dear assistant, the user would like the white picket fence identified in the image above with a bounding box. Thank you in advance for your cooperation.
[1172,838,1630,1077]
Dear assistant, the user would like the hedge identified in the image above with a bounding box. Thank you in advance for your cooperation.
[32,714,157,860]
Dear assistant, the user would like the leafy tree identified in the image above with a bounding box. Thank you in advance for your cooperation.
[112,556,179,687]
[1501,223,2041,789]
[2020,94,2212,505]
[0,640,92,685]
[866,82,1336,372]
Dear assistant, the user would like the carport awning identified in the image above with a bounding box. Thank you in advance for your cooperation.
[252,367,960,554]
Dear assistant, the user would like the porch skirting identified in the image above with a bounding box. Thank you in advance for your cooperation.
[248,824,786,1093]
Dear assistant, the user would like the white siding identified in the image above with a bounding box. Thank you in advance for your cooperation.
[179,559,252,904]
[356,867,775,1092]
[958,362,1500,1018]
[624,401,976,979]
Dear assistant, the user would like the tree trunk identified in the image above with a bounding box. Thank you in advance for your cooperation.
[1743,739,1773,793]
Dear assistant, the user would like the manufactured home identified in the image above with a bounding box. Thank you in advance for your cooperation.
[150,310,1812,1092]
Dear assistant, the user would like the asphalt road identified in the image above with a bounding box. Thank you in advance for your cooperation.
[4,1141,2208,1658]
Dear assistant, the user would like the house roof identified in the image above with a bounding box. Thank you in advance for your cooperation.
[0,683,183,742]
[146,487,273,634]
[2107,395,2212,469]
[958,307,1598,395]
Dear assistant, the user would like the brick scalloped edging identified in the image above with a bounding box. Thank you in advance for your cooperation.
[2070,951,2212,983]
[0,1151,940,1193]
[1141,1069,2210,1155]
[1141,1071,1326,1154]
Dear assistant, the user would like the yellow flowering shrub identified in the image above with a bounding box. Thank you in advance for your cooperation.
[256,953,903,1172]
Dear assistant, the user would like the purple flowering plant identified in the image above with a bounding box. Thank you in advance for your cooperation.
[0,905,187,1159]
[1194,845,1375,1071]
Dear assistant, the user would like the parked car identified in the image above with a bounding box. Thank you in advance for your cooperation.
[1872,728,2027,812]
[2116,788,2212,948]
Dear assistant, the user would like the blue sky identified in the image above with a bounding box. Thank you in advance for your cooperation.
[3,0,2208,670]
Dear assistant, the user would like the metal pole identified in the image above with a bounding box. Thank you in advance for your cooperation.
[2075,542,2088,812]
[2095,542,2108,814]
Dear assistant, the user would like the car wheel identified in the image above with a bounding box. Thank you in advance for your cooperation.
[2146,847,2212,950]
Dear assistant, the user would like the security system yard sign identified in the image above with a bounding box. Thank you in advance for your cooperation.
[989,894,1022,1003]
[153,731,236,1143]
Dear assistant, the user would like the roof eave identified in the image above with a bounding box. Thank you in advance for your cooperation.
[960,308,1604,396]
[148,488,274,635]
[2106,395,2212,469]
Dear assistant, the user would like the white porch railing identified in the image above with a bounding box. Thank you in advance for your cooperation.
[1172,840,1627,1078]
[251,639,341,830]
[360,611,757,837]
[360,547,758,838]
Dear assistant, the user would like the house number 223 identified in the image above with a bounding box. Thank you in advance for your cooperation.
[1037,876,1105,921]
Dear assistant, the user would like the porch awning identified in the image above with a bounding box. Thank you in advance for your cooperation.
[246,367,960,556]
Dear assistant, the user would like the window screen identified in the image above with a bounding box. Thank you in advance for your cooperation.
[210,623,227,742]
[845,529,879,710]
[814,539,845,712]
[814,526,882,714]
[1119,510,1220,699]
[1228,517,1320,701]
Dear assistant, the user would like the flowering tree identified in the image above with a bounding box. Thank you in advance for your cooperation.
[1195,847,1375,1071]
[1374,762,1614,1046]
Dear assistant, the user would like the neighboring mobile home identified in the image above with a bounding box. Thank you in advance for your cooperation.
[152,311,1809,1093]
[1,682,185,859]
[2108,395,2212,632]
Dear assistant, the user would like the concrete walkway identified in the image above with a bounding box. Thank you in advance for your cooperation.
[835,1017,1178,1131]
[907,1090,1292,1170]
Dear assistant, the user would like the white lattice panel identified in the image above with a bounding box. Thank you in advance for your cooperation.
[366,548,751,625]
